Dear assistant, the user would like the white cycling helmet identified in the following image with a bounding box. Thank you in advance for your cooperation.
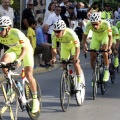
[53,20,66,30]
[106,19,113,26]
[90,12,101,22]
[0,16,12,27]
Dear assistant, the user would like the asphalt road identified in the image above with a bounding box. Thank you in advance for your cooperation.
[1,51,120,120]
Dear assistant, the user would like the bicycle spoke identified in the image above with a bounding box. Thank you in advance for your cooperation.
[0,80,19,120]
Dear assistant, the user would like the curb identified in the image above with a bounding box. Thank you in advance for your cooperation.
[0,64,61,81]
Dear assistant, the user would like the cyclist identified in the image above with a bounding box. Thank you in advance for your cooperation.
[51,20,83,90]
[82,12,112,82]
[106,19,119,68]
[0,16,39,113]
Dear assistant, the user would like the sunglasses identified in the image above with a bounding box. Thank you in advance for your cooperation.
[54,30,61,33]
[0,27,7,32]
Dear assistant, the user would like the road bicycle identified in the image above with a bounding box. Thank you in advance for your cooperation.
[85,49,108,100]
[59,59,85,112]
[0,62,41,120]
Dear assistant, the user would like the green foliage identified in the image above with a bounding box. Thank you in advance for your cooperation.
[10,0,14,5]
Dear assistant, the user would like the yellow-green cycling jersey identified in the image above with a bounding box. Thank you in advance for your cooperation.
[111,26,119,44]
[84,20,112,50]
[0,28,34,67]
[52,28,80,60]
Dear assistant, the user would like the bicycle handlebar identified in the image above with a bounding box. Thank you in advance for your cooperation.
[0,62,16,70]
[84,49,109,58]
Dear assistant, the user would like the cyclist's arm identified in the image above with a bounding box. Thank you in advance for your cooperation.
[51,48,57,60]
[17,46,27,61]
[108,35,112,50]
[74,47,80,60]
[82,34,88,50]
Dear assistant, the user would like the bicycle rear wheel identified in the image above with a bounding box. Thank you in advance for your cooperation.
[25,81,42,120]
[75,70,85,106]
[60,72,70,112]
[0,80,19,120]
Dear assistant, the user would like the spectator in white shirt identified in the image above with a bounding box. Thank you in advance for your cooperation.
[0,0,14,27]
[0,0,14,57]
[46,6,61,43]
[43,2,56,24]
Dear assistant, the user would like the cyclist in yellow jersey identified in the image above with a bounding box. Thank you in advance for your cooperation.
[107,19,119,68]
[51,20,82,90]
[0,16,39,113]
[82,12,113,82]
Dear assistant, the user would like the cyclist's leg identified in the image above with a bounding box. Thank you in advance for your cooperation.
[90,35,101,85]
[112,38,119,68]
[90,35,101,70]
[23,49,39,113]
[101,36,109,82]
[0,48,17,76]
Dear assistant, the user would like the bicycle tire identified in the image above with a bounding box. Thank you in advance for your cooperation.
[25,81,42,120]
[93,68,98,100]
[75,70,85,106]
[60,72,70,112]
[0,80,19,120]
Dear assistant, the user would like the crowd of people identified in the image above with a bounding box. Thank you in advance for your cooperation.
[19,0,120,68]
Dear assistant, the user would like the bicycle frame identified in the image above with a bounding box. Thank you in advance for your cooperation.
[7,68,30,105]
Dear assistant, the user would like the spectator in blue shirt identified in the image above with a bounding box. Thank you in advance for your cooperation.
[34,24,52,67]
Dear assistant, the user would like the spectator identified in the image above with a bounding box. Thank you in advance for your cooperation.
[37,16,43,27]
[34,24,52,67]
[27,18,37,51]
[101,3,113,19]
[21,0,35,35]
[89,1,101,12]
[0,0,14,56]
[60,6,70,27]
[59,0,69,7]
[74,20,83,42]
[114,8,119,19]
[43,2,56,24]
[0,0,14,27]
[46,6,61,44]
[34,0,46,20]
[74,2,88,20]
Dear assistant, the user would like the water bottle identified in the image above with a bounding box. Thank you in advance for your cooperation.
[15,81,22,92]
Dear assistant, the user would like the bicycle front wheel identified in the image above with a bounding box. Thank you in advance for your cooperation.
[75,70,85,106]
[60,72,70,112]
[93,68,98,100]
[25,81,42,120]
[0,80,19,120]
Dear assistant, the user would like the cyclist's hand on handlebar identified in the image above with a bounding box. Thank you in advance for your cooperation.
[14,59,21,67]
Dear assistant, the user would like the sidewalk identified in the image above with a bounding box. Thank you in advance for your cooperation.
[0,63,61,81]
